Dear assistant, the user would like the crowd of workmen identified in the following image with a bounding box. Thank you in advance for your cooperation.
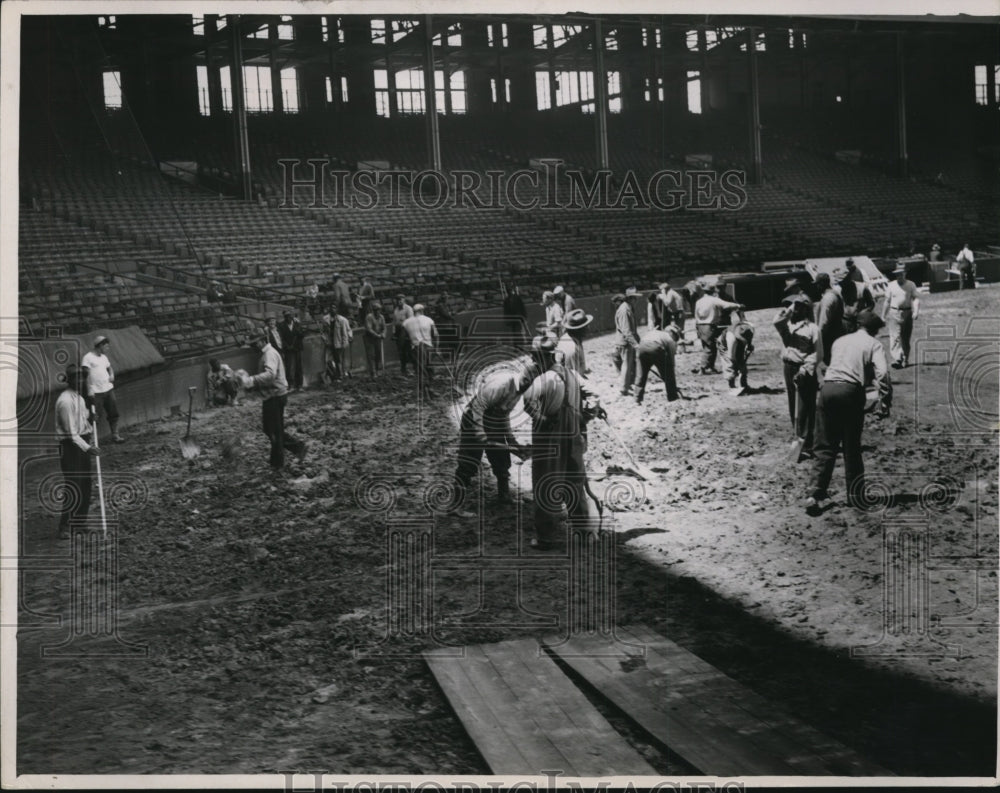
[56,251,950,545]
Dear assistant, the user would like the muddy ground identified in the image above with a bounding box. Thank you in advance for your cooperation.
[15,287,999,777]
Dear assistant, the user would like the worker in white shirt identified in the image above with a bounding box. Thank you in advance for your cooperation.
[880,264,921,369]
[806,310,892,516]
[80,335,124,442]
[693,285,743,374]
[54,364,101,538]
[402,304,440,395]
[956,243,976,289]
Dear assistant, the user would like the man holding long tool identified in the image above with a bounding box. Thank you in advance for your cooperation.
[522,335,605,550]
[54,363,101,539]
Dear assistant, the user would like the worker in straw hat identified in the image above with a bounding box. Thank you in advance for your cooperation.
[541,290,564,336]
[521,334,605,550]
[81,334,124,443]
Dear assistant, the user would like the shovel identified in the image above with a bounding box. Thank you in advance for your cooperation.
[600,417,657,481]
[180,386,201,459]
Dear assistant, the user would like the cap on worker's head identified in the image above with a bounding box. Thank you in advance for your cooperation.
[332,272,341,280]
[783,277,803,293]
[396,293,406,300]
[782,293,812,307]
[283,310,293,318]
[93,335,109,348]
[932,243,941,251]
[893,263,907,275]
[541,290,554,303]
[846,258,856,269]
[553,285,564,295]
[624,286,639,299]
[658,282,670,290]
[413,303,425,313]
[857,309,885,333]
[611,293,625,304]
[64,363,82,382]
[814,272,831,288]
[563,308,594,331]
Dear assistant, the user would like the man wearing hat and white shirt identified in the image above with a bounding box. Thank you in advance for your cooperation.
[693,284,743,375]
[392,294,415,375]
[403,303,439,394]
[656,282,686,332]
[613,288,641,395]
[54,363,101,538]
[557,308,592,376]
[541,290,564,335]
[881,263,920,368]
[553,285,575,316]
[635,313,681,405]
[237,329,307,470]
[806,309,892,515]
[81,335,124,443]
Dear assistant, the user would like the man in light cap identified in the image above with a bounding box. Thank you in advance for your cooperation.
[774,294,820,458]
[611,287,640,395]
[54,363,101,538]
[806,309,892,515]
[452,357,537,510]
[556,308,592,376]
[553,285,576,316]
[693,284,742,375]
[522,335,605,550]
[81,335,124,442]
[956,243,975,289]
[403,303,439,394]
[238,329,307,470]
[880,263,920,368]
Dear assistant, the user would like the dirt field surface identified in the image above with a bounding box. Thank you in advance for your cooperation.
[15,287,999,778]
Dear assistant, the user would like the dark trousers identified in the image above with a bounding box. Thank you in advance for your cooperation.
[820,326,844,366]
[59,438,93,529]
[783,361,817,449]
[810,381,866,501]
[413,344,433,391]
[395,330,412,373]
[364,337,384,375]
[696,324,723,371]
[92,390,119,434]
[636,347,679,401]
[261,395,304,469]
[960,263,976,289]
[455,409,511,498]
[612,345,636,393]
[283,350,303,389]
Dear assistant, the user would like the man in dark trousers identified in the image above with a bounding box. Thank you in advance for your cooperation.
[805,310,892,515]
[277,311,304,391]
[502,284,529,347]
[839,259,875,334]
[612,288,641,395]
[814,272,845,367]
[634,316,681,405]
[238,330,307,470]
[54,364,101,538]
[774,295,820,459]
[452,357,538,511]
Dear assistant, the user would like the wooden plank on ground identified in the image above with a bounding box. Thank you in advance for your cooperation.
[425,639,657,776]
[545,625,892,777]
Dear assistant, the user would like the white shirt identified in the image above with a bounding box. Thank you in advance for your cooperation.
[882,279,920,314]
[957,246,975,264]
[403,314,438,348]
[55,389,92,451]
[81,351,114,394]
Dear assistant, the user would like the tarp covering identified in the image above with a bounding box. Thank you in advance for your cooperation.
[17,325,165,402]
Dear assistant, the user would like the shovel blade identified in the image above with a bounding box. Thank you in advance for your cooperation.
[787,437,806,464]
[180,438,201,459]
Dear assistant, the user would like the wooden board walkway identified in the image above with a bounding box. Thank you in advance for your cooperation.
[545,624,893,776]
[424,638,657,776]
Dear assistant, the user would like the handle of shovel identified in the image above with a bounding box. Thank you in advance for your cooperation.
[185,387,196,438]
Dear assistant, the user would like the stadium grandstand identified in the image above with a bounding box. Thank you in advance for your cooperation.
[9,7,1000,782]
